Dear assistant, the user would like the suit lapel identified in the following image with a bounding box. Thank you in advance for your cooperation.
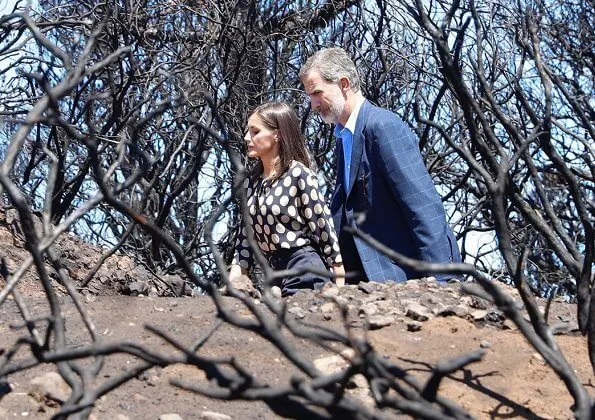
[345,100,369,197]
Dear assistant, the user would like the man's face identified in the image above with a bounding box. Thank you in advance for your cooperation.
[302,70,346,124]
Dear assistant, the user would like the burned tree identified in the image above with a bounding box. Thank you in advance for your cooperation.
[0,0,593,419]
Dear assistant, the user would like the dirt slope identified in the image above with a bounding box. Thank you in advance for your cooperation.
[0,208,592,419]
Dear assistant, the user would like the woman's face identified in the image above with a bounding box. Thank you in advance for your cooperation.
[245,114,279,161]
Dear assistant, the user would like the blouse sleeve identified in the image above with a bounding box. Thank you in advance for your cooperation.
[298,169,342,267]
[231,177,254,271]
[231,224,253,271]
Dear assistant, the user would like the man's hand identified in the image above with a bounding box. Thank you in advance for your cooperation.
[332,263,345,287]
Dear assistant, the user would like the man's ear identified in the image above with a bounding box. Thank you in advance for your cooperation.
[339,77,350,92]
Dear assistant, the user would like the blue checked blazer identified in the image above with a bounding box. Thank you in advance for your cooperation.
[330,100,461,282]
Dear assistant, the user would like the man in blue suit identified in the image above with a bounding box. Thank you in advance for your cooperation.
[299,47,461,283]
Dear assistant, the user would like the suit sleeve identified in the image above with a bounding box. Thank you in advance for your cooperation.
[369,113,450,262]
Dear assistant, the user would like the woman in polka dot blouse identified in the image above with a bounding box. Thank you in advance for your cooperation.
[229,102,344,296]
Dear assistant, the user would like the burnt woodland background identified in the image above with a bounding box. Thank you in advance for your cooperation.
[0,0,593,419]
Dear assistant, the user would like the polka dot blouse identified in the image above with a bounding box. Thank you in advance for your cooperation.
[232,161,342,270]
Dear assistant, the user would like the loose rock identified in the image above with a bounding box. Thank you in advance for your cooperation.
[348,387,375,407]
[322,286,340,298]
[407,321,423,332]
[288,306,305,319]
[552,322,578,335]
[472,310,488,321]
[358,282,374,294]
[368,315,394,330]
[359,302,378,317]
[199,412,232,420]
[128,281,150,296]
[348,374,368,389]
[531,353,546,366]
[28,372,71,403]
[470,296,491,310]
[502,319,517,330]
[271,286,282,298]
[228,275,257,298]
[314,355,347,375]
[480,340,492,349]
[320,302,336,314]
[406,303,432,322]
[159,415,184,420]
[438,305,468,318]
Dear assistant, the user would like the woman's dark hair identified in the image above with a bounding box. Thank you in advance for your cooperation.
[248,101,312,180]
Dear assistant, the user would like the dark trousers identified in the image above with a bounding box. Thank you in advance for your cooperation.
[267,245,329,297]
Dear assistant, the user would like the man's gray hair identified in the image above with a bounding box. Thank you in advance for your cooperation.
[299,47,361,92]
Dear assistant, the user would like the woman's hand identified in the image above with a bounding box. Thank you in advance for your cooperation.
[229,264,244,281]
[332,263,345,287]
